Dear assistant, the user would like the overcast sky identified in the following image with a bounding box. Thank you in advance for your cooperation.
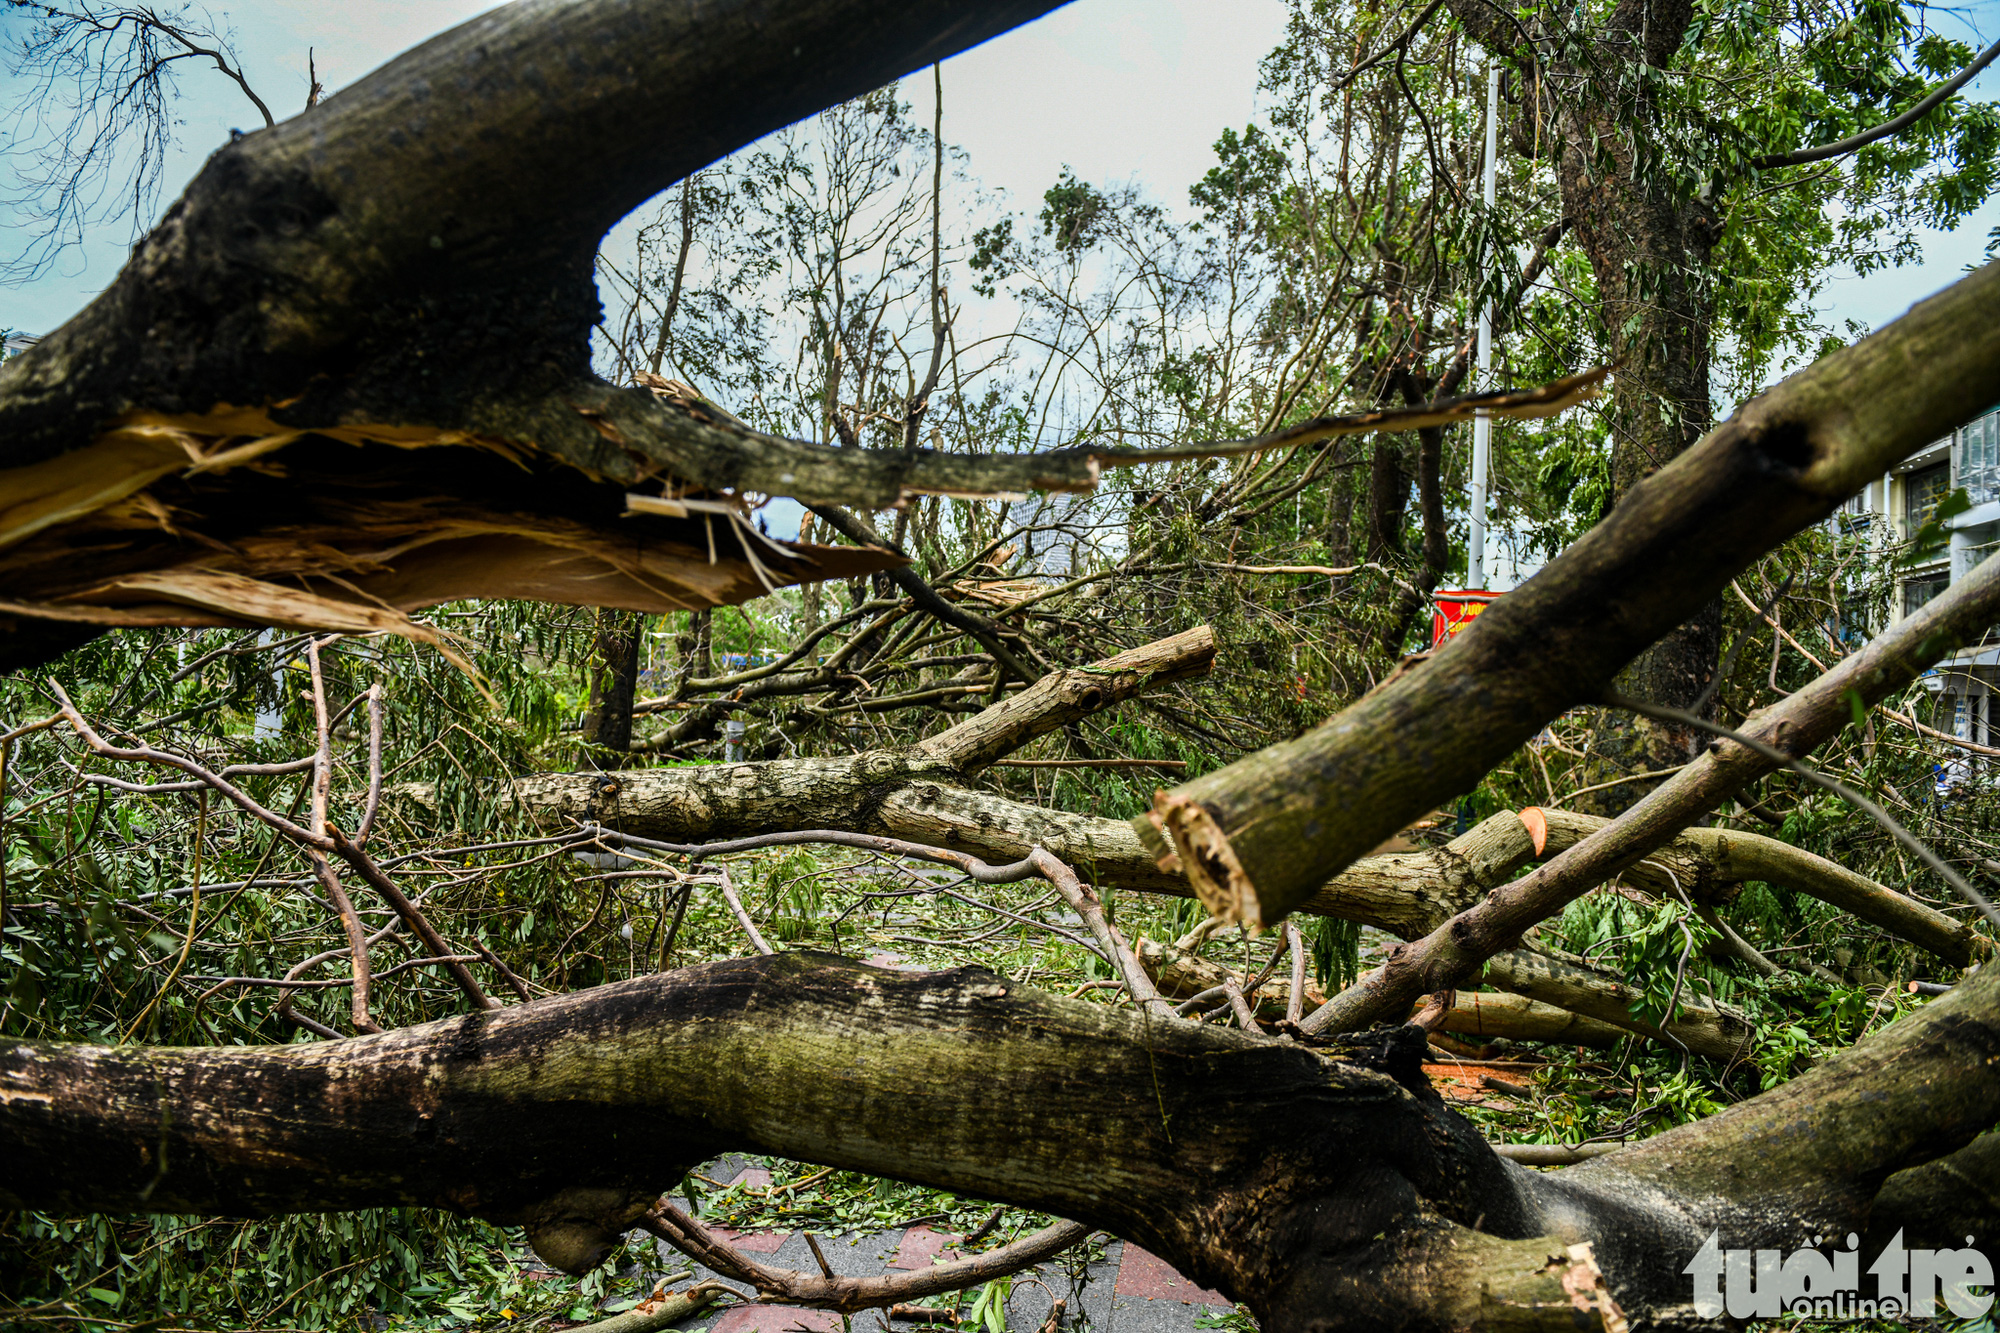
[3,0,1996,362]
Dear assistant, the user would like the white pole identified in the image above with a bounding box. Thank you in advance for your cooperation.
[1468,59,1500,589]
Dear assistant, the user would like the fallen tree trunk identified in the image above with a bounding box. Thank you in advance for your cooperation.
[1134,939,1631,1047]
[1481,947,1755,1063]
[1533,808,1988,967]
[1132,260,2000,931]
[4,953,1996,1331]
[1304,539,2000,1034]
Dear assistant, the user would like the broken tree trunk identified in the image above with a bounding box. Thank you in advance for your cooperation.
[1132,260,2000,931]
[1302,542,2000,1033]
[4,953,1996,1331]
[0,0,1609,668]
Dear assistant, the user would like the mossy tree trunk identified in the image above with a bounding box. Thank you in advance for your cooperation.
[3,954,1996,1332]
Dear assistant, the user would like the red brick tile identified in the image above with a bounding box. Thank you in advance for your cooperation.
[710,1304,842,1333]
[1114,1245,1230,1306]
[708,1225,789,1254]
[730,1166,774,1189]
[889,1225,962,1270]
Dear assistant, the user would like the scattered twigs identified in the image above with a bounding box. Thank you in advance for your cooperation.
[1027,847,1172,1019]
[45,664,497,1028]
[581,823,1168,1015]
[639,1199,1091,1315]
[47,680,329,849]
[329,827,496,1011]
[471,938,536,1001]
[962,1206,1005,1247]
[804,1232,836,1279]
[713,863,774,956]
[1879,705,2000,758]
[1173,984,1229,1015]
[807,502,1044,686]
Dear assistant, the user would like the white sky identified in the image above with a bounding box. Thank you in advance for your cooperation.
[1,0,1291,337]
[3,0,1996,374]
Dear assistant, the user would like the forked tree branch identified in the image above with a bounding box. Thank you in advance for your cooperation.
[1135,259,2000,932]
[1300,533,2000,1033]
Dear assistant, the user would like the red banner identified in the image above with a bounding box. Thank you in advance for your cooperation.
[1432,589,1500,647]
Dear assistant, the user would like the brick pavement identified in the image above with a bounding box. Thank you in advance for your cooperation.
[615,1157,1239,1333]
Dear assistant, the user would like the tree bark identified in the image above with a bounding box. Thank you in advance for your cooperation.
[581,610,645,764]
[4,952,1996,1331]
[1133,260,2000,930]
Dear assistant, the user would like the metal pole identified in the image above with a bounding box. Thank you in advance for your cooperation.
[1468,58,1500,588]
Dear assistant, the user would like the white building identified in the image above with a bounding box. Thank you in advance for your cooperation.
[1841,404,2000,747]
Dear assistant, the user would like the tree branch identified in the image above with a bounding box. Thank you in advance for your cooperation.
[1752,35,2000,170]
[1299,531,2000,1033]
[1134,258,2000,932]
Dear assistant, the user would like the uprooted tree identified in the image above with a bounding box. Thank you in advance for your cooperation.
[5,1,2000,1330]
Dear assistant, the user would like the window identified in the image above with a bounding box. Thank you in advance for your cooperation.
[1906,462,1950,534]
[1959,411,2000,506]
[1905,570,1948,616]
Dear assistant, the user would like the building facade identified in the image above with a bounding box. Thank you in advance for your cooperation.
[1843,405,2000,749]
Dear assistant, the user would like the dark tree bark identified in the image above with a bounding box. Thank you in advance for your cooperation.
[4,952,1996,1331]
[0,0,1076,662]
[581,610,645,765]
[1365,441,1409,563]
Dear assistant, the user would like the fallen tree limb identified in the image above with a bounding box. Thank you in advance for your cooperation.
[569,1278,727,1333]
[1480,947,1755,1063]
[1532,807,1988,967]
[1131,259,2000,931]
[1135,939,1631,1047]
[1300,520,2000,1034]
[640,1197,1091,1314]
[5,953,1997,1331]
[806,503,1044,686]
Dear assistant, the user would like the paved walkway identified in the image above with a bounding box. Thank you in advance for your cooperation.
[620,1155,1234,1333]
